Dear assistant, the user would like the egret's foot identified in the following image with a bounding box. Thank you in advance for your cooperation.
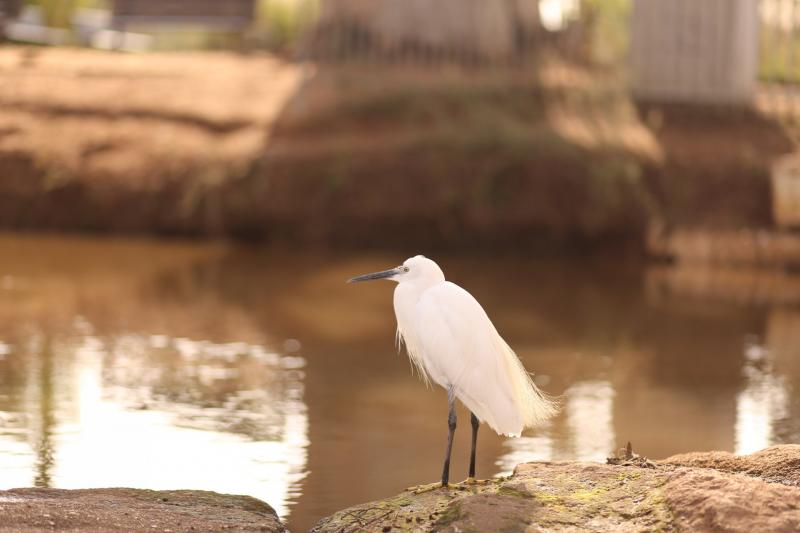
[453,477,491,490]
[405,482,447,494]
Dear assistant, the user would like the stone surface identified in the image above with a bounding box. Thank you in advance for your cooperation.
[313,462,674,532]
[313,445,800,532]
[0,488,285,533]
[4,446,800,532]
[662,445,800,487]
[664,469,800,533]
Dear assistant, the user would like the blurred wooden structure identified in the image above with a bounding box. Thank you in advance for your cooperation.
[304,0,546,64]
[111,0,256,31]
[630,0,760,104]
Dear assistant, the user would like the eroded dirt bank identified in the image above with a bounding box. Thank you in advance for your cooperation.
[0,46,795,251]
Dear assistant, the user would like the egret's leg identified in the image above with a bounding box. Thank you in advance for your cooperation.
[441,391,457,487]
[468,412,479,481]
[453,413,490,487]
[406,390,457,494]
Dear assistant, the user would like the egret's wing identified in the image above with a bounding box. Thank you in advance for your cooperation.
[414,282,556,436]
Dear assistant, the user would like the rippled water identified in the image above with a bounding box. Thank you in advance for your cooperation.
[0,234,799,531]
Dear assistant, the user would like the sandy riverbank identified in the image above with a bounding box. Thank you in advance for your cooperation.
[0,46,794,252]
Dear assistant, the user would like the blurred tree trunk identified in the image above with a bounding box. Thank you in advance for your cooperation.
[0,0,22,41]
[506,0,542,55]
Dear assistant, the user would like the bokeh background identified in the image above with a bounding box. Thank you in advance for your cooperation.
[1,1,800,530]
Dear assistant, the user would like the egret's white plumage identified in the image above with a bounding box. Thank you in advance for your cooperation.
[390,255,556,437]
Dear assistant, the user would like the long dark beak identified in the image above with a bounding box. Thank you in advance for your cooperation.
[347,267,401,283]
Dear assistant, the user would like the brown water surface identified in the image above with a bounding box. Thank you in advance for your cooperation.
[0,234,799,531]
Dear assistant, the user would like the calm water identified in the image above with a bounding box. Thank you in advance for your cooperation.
[0,234,799,531]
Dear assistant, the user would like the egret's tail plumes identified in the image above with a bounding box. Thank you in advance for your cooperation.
[496,338,558,436]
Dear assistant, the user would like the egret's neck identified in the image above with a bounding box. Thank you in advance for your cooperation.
[393,275,443,314]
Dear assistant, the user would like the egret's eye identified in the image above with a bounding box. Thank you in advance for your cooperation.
[403,266,410,272]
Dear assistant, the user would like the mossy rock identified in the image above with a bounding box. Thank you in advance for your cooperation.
[312,446,800,532]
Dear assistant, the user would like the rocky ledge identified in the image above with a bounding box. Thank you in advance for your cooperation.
[2,446,799,532]
[312,445,800,532]
[0,488,285,533]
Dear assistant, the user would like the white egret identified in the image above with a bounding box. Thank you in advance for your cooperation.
[349,255,557,489]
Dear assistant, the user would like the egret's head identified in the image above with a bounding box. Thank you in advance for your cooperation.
[347,255,444,285]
